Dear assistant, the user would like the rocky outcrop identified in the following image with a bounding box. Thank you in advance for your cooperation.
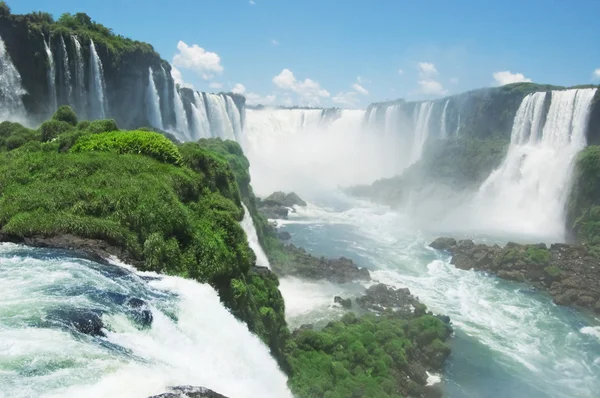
[356,283,427,317]
[333,295,351,308]
[256,191,306,220]
[47,308,105,336]
[430,237,600,313]
[149,386,228,398]
[273,244,370,283]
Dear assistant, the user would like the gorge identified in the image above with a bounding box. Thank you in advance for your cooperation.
[1,3,600,398]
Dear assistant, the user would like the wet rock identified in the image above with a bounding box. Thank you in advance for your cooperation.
[356,283,421,317]
[429,237,457,252]
[264,191,307,207]
[149,385,228,398]
[333,296,352,308]
[48,308,105,337]
[125,297,153,327]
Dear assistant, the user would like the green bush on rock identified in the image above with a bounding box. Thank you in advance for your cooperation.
[84,119,119,134]
[52,105,78,126]
[39,120,74,142]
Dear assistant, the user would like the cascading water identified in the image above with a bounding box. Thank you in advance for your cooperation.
[0,243,292,398]
[410,101,434,165]
[440,99,449,138]
[59,36,73,106]
[0,36,27,122]
[225,95,243,141]
[173,87,189,139]
[241,203,271,269]
[89,40,107,119]
[44,37,57,114]
[205,94,235,139]
[160,66,173,129]
[475,88,597,240]
[145,67,163,130]
[72,36,87,119]
[190,92,211,140]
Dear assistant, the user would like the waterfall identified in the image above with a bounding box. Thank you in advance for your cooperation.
[456,113,461,136]
[72,36,87,119]
[0,36,27,121]
[145,67,163,130]
[173,87,189,138]
[225,95,243,141]
[89,40,107,119]
[241,203,271,269]
[409,102,434,165]
[59,36,73,106]
[43,37,57,114]
[0,244,292,398]
[475,88,597,239]
[190,92,211,140]
[440,99,449,138]
[205,93,235,139]
[160,66,173,129]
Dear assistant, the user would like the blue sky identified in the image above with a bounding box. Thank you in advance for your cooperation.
[10,0,600,108]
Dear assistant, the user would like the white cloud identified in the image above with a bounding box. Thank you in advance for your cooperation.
[172,41,223,81]
[493,70,531,86]
[398,69,404,75]
[249,0,255,4]
[232,83,246,94]
[352,83,369,96]
[272,68,330,105]
[246,92,276,106]
[332,91,359,107]
[450,77,459,84]
[209,82,223,89]
[418,62,438,77]
[170,66,194,89]
[282,96,293,107]
[593,68,600,80]
[271,39,279,46]
[418,79,448,96]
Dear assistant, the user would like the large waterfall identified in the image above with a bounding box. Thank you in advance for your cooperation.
[0,244,292,398]
[190,92,211,140]
[43,38,57,114]
[241,203,271,269]
[59,36,73,106]
[440,99,449,138]
[89,40,107,119]
[205,94,236,140]
[0,36,27,122]
[145,67,163,130]
[173,87,189,138]
[71,36,87,119]
[474,88,597,240]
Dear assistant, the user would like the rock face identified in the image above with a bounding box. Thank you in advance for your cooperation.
[273,244,370,283]
[356,283,426,317]
[256,191,306,219]
[430,237,600,313]
[333,296,352,308]
[149,386,228,398]
[47,308,105,336]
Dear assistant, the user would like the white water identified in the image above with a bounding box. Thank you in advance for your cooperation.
[440,99,449,138]
[173,86,189,138]
[145,67,163,130]
[190,92,211,140]
[160,66,172,129]
[71,36,87,119]
[0,36,27,122]
[241,203,271,269]
[0,244,291,398]
[225,95,243,141]
[59,36,73,106]
[474,88,597,240]
[205,94,235,139]
[44,38,57,114]
[89,40,107,119]
[410,101,434,165]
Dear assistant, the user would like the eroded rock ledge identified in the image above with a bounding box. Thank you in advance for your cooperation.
[430,237,600,313]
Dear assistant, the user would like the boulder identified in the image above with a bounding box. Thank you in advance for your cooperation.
[334,296,352,308]
[149,386,228,398]
[48,308,105,337]
[356,283,421,317]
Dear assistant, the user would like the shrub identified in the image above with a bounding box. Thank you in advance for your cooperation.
[526,247,551,264]
[544,265,562,277]
[39,120,74,142]
[0,121,40,151]
[77,120,91,130]
[0,1,10,18]
[71,130,183,166]
[84,119,118,134]
[52,105,78,126]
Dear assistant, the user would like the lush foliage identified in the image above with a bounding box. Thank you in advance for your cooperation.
[568,146,600,244]
[52,105,78,126]
[287,312,451,398]
[0,121,39,151]
[71,130,184,166]
[39,119,75,142]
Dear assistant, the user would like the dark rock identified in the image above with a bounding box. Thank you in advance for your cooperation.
[356,283,421,317]
[277,231,291,240]
[435,314,451,324]
[429,237,600,314]
[48,308,105,337]
[263,191,307,207]
[149,386,228,398]
[125,297,153,327]
[334,296,352,308]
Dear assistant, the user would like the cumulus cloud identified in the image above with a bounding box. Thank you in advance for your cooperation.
[352,83,369,96]
[272,69,330,105]
[332,91,359,107]
[172,41,223,80]
[593,68,600,80]
[209,82,223,89]
[232,83,246,94]
[170,66,194,89]
[417,79,448,96]
[493,71,531,86]
[418,62,438,77]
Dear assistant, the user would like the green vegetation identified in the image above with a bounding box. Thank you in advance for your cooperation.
[287,312,451,398]
[544,265,562,277]
[526,247,551,265]
[0,121,39,151]
[0,107,289,369]
[568,146,600,244]
[52,105,78,126]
